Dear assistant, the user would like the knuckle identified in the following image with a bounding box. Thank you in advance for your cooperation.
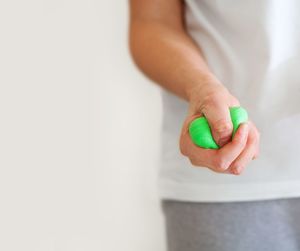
[179,136,188,156]
[230,163,243,175]
[189,158,199,167]
[180,145,188,156]
[233,136,245,147]
[231,162,240,171]
[234,168,243,175]
[230,162,237,169]
[213,157,229,171]
[251,131,260,147]
[250,123,260,140]
[256,130,261,140]
[179,143,187,156]
[180,146,186,156]
[248,130,256,142]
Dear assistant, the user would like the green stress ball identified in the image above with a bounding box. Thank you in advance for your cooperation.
[189,107,248,149]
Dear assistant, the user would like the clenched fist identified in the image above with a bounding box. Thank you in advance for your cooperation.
[180,80,260,175]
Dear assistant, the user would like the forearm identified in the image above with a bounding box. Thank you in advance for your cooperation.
[129,21,221,101]
[128,1,259,174]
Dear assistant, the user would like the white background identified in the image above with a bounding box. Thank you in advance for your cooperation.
[0,1,165,250]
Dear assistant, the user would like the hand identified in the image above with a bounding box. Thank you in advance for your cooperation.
[180,80,260,175]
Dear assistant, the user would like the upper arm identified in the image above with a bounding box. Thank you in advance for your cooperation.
[129,0,184,30]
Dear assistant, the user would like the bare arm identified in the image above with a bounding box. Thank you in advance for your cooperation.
[129,0,217,101]
[129,0,260,175]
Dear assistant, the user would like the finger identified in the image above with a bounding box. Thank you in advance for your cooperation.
[211,123,249,172]
[201,102,233,147]
[180,117,216,167]
[180,114,204,156]
[229,123,259,175]
[253,144,260,159]
[253,126,260,159]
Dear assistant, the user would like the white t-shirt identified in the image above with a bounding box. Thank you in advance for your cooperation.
[158,0,300,202]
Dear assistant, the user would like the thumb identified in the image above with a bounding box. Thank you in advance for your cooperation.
[203,105,233,147]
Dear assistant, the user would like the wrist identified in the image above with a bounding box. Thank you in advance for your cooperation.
[186,75,227,103]
[186,76,234,116]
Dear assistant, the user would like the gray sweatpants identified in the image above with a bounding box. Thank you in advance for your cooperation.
[162,198,300,251]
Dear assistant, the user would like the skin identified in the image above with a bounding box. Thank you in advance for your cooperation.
[129,0,260,175]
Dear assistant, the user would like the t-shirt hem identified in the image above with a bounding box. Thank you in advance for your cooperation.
[158,179,300,203]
